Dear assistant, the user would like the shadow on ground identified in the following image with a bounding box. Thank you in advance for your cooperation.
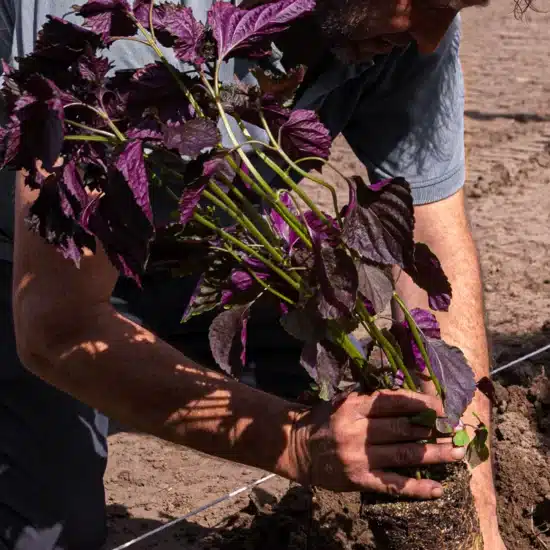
[105,486,364,550]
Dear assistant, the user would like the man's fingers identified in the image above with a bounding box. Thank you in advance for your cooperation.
[367,442,465,469]
[367,416,435,444]
[355,470,444,500]
[353,390,445,418]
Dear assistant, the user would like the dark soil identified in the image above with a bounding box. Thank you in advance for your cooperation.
[492,372,550,550]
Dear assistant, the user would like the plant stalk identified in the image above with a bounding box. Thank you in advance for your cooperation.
[393,293,443,396]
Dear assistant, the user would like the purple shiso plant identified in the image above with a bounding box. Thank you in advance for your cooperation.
[0,0,490,462]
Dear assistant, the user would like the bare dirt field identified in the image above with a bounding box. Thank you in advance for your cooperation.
[104,3,550,549]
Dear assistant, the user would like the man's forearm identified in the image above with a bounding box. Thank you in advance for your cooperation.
[20,303,303,479]
[394,190,497,513]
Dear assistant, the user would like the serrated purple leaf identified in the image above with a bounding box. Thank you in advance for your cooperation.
[425,337,476,425]
[77,53,112,83]
[208,0,315,61]
[115,140,153,223]
[280,302,326,343]
[357,263,394,314]
[342,177,415,267]
[162,4,206,64]
[270,191,299,249]
[75,0,136,42]
[209,305,249,375]
[410,308,441,340]
[300,340,347,401]
[179,181,206,226]
[280,109,332,162]
[405,243,452,312]
[126,117,163,140]
[163,119,220,159]
[61,160,88,211]
[17,95,64,172]
[407,308,441,372]
[316,243,358,320]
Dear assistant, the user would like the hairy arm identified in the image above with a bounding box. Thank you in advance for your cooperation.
[395,189,500,538]
[12,174,302,477]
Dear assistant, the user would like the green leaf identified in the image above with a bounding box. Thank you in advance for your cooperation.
[466,424,490,468]
[410,408,437,428]
[453,429,470,447]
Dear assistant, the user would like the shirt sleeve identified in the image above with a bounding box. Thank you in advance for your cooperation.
[342,16,465,205]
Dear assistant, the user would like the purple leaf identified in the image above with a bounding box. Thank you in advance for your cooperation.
[208,0,315,61]
[279,109,332,162]
[115,140,153,223]
[133,1,206,63]
[425,337,476,426]
[128,62,194,126]
[252,65,307,102]
[83,170,154,283]
[342,177,415,267]
[405,243,452,312]
[270,191,299,249]
[182,255,234,322]
[203,156,235,183]
[209,305,250,375]
[179,182,206,226]
[300,340,348,401]
[16,92,64,173]
[280,301,326,343]
[163,119,220,159]
[26,172,95,268]
[411,308,441,339]
[407,308,441,372]
[133,0,165,27]
[303,210,338,242]
[357,263,394,314]
[162,4,206,64]
[316,243,358,320]
[31,15,104,64]
[77,53,112,83]
[231,270,255,292]
[75,0,136,42]
[61,161,88,211]
[126,117,163,140]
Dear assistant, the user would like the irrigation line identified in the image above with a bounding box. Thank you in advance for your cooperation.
[111,342,550,549]
[111,473,276,550]
[491,343,550,376]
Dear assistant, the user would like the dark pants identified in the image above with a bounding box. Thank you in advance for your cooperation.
[0,262,307,549]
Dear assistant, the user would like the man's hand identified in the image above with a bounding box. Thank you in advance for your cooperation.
[286,390,465,499]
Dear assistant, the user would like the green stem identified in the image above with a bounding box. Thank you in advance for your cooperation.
[133,18,203,117]
[206,87,311,247]
[357,301,417,391]
[64,135,111,143]
[203,183,287,266]
[64,103,126,142]
[393,293,443,397]
[216,172,276,245]
[214,247,296,306]
[257,111,330,226]
[192,212,301,292]
[65,120,116,139]
[293,157,345,227]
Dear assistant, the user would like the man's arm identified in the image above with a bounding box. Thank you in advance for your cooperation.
[394,188,503,546]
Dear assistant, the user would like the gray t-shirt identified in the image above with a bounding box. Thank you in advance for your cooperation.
[0,0,465,262]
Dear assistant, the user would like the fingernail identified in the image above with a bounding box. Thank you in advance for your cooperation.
[451,446,466,460]
[431,486,443,498]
